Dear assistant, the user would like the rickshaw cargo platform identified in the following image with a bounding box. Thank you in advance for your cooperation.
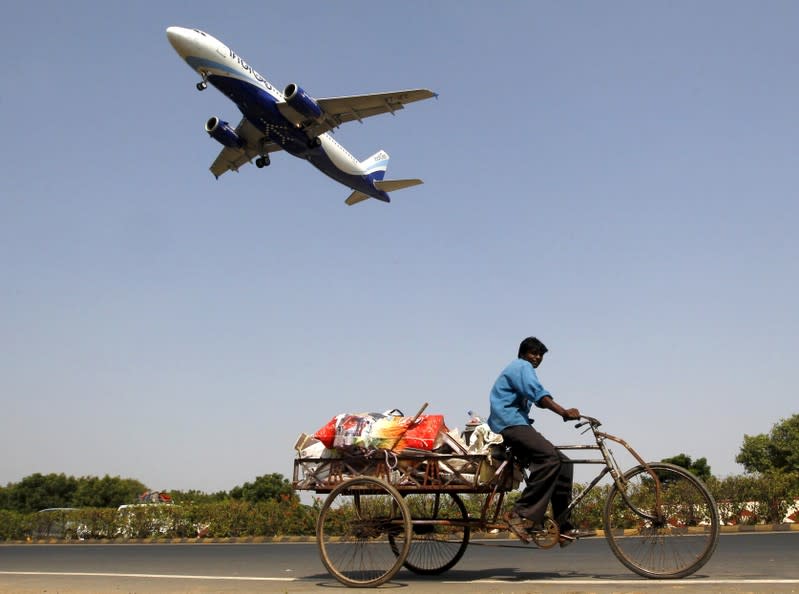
[293,449,515,494]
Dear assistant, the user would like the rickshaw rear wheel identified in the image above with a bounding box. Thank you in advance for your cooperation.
[316,477,412,587]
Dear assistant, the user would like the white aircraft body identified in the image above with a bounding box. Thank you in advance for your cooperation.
[166,27,436,205]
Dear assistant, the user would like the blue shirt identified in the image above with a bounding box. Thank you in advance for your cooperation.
[487,358,551,433]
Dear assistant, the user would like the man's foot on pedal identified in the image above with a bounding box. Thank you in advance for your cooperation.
[503,511,533,544]
[559,528,580,548]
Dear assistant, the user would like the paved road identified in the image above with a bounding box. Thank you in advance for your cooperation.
[1,532,797,593]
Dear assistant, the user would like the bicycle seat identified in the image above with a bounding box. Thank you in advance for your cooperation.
[487,443,511,461]
[508,445,534,467]
[488,444,530,466]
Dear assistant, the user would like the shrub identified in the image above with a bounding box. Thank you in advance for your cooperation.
[570,483,610,530]
[0,510,29,541]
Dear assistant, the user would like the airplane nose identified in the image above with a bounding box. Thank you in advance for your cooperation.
[166,26,194,57]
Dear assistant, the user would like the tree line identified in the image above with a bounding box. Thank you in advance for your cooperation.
[0,473,295,514]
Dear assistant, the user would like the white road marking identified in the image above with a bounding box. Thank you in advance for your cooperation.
[450,579,799,585]
[0,571,294,581]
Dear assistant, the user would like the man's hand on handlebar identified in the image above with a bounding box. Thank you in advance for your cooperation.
[574,415,602,428]
[562,408,581,421]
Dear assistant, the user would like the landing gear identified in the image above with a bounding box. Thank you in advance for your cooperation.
[255,155,270,168]
[309,137,322,148]
[196,73,208,91]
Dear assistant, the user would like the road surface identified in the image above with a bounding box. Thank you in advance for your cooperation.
[1,532,797,592]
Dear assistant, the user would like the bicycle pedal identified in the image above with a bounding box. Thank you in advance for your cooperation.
[527,527,547,537]
[529,518,560,549]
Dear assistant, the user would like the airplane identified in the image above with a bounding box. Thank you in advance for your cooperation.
[166,26,437,205]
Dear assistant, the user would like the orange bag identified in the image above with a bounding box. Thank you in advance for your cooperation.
[398,415,445,450]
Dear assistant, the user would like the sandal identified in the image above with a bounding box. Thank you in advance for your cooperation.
[503,511,532,544]
[559,528,579,548]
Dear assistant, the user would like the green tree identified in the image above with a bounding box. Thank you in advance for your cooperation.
[229,474,296,503]
[661,454,712,482]
[736,414,799,474]
[72,475,147,508]
[167,489,227,504]
[3,473,78,513]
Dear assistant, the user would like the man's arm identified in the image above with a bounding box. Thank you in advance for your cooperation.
[538,395,580,420]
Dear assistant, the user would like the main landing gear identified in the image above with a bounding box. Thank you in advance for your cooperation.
[255,155,270,168]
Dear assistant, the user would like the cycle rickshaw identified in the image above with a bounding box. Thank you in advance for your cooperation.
[293,414,720,587]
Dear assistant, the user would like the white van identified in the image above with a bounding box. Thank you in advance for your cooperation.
[115,503,176,538]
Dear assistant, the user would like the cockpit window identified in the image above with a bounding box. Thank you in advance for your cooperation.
[193,29,208,37]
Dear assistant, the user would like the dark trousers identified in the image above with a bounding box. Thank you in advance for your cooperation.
[501,424,573,528]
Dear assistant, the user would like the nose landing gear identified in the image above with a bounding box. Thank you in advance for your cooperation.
[255,155,270,168]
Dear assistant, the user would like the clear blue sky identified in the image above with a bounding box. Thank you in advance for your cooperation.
[1,1,797,493]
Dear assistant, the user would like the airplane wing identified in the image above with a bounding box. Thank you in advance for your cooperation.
[209,118,282,178]
[277,89,437,138]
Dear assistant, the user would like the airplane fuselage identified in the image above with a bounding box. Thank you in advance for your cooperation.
[166,27,392,201]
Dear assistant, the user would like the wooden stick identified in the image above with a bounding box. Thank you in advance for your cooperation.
[388,402,429,451]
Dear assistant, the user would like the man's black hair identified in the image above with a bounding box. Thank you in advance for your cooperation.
[518,336,548,358]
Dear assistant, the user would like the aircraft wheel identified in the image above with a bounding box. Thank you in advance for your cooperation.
[196,81,207,91]
[255,156,269,168]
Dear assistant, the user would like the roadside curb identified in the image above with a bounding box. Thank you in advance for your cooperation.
[4,523,797,544]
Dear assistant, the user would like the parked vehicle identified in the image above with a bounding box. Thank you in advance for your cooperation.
[34,508,89,540]
[115,503,178,538]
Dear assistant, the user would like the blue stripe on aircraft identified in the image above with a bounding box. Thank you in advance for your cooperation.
[186,56,243,79]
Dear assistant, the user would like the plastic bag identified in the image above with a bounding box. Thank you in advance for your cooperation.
[313,413,446,451]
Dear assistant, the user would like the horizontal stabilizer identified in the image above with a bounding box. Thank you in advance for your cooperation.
[345,190,371,206]
[345,179,423,206]
[373,179,424,192]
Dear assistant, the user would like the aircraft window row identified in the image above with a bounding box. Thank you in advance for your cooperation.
[325,136,357,163]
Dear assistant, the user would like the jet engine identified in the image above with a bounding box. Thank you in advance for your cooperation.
[283,83,323,121]
[205,117,243,148]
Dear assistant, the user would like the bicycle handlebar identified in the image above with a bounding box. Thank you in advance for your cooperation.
[573,415,602,429]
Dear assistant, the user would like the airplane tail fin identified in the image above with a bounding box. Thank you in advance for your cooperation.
[360,150,390,181]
